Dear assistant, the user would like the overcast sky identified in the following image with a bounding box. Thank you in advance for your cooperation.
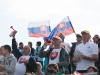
[0,0,100,48]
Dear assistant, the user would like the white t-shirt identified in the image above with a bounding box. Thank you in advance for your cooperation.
[75,42,98,70]
[49,48,61,64]
[61,43,70,53]
[14,56,30,75]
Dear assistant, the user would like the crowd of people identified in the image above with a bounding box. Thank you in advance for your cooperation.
[0,30,100,75]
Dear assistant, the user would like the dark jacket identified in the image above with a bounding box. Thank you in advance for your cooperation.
[39,47,69,73]
[12,38,37,72]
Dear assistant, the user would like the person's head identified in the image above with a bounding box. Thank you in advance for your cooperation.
[36,62,42,72]
[93,34,100,43]
[45,69,57,75]
[23,45,31,55]
[76,34,82,42]
[59,33,65,42]
[52,36,62,47]
[1,45,11,56]
[36,41,41,46]
[81,30,91,42]
[47,63,59,72]
[19,42,24,49]
[28,42,32,47]
[87,66,98,73]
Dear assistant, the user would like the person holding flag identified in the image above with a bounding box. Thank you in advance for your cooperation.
[39,36,69,74]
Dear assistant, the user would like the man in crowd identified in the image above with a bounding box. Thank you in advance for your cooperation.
[0,45,17,75]
[69,34,82,73]
[35,41,43,66]
[59,33,71,54]
[18,42,24,53]
[39,36,69,74]
[11,31,37,75]
[72,30,98,73]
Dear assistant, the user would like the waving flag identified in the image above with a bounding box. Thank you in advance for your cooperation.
[44,16,75,42]
[27,20,51,38]
[56,16,75,36]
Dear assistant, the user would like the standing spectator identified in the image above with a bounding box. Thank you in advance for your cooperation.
[18,42,24,53]
[28,42,35,54]
[69,34,82,73]
[72,30,98,73]
[59,33,71,54]
[0,45,17,75]
[35,41,43,66]
[39,36,69,74]
[93,34,100,75]
[11,31,37,75]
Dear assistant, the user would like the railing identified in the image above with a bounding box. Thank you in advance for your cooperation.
[66,72,98,75]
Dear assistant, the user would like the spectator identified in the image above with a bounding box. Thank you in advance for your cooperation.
[87,66,98,73]
[46,63,59,72]
[11,31,37,75]
[45,69,57,75]
[93,34,100,75]
[69,34,82,73]
[39,36,69,74]
[35,41,43,66]
[28,42,35,54]
[0,45,17,75]
[18,42,24,53]
[72,30,98,73]
[59,33,71,54]
[36,62,44,75]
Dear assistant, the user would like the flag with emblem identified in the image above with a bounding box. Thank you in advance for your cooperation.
[44,16,75,42]
[56,16,75,36]
[27,20,51,37]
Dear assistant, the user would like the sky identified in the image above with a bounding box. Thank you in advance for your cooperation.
[0,0,100,48]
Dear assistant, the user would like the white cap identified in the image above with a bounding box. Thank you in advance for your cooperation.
[52,36,62,41]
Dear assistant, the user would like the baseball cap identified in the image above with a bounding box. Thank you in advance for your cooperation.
[52,36,62,41]
[81,30,90,34]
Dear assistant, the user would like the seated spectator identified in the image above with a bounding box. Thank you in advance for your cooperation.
[36,62,44,75]
[45,69,57,75]
[46,63,59,72]
[87,66,98,73]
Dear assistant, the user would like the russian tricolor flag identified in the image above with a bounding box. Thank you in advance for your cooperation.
[44,16,75,42]
[27,20,51,38]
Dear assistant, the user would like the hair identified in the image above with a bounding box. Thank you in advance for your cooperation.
[2,45,11,53]
[24,73,37,75]
[47,63,59,72]
[19,42,23,46]
[59,33,65,39]
[87,66,98,72]
[36,62,42,70]
[28,42,32,47]
[37,41,41,46]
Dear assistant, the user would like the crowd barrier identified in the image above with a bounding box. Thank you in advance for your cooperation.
[66,72,98,75]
